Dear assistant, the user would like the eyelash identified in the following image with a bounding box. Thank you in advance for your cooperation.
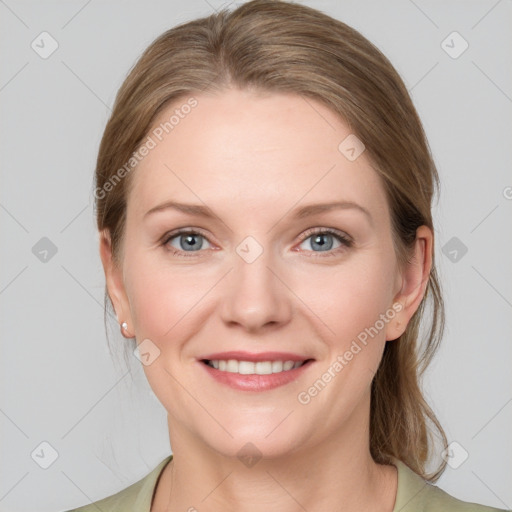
[160,227,353,259]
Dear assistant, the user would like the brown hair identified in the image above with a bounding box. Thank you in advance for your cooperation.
[95,0,447,481]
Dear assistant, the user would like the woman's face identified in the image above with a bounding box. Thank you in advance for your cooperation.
[104,88,417,459]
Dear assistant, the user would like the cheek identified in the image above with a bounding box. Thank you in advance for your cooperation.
[302,255,397,344]
[123,250,193,341]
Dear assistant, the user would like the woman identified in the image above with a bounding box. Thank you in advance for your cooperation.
[67,1,508,511]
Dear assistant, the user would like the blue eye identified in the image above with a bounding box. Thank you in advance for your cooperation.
[163,231,212,255]
[161,228,352,258]
[298,228,352,257]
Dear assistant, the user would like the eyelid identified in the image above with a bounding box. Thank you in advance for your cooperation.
[161,226,353,257]
[298,226,352,244]
[160,227,216,253]
[161,226,211,241]
[293,227,353,258]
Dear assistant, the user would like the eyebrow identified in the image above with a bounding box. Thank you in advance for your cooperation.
[144,200,373,224]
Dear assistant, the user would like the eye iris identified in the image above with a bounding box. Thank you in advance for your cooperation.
[181,233,202,251]
[311,233,333,251]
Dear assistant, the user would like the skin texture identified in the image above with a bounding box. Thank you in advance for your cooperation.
[99,88,433,512]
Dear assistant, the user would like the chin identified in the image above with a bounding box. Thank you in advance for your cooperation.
[198,419,307,461]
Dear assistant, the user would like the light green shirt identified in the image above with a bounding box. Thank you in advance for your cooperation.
[66,455,509,511]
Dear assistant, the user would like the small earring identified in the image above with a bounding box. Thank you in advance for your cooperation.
[120,321,132,338]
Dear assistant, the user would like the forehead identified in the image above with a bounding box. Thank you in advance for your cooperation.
[128,89,388,220]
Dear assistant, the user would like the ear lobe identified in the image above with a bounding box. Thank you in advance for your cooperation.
[386,225,433,341]
[98,229,132,329]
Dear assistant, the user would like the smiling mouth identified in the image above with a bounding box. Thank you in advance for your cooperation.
[201,359,313,375]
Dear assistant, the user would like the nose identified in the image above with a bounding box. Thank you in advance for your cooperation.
[219,247,293,333]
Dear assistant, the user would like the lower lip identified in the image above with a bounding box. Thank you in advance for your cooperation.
[198,360,314,391]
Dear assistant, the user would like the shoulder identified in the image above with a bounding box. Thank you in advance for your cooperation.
[415,482,509,512]
[64,455,173,512]
[391,457,510,512]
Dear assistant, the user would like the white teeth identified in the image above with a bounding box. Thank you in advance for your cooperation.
[271,360,283,373]
[239,361,255,374]
[256,361,273,375]
[207,359,304,375]
[283,361,295,371]
[226,360,238,372]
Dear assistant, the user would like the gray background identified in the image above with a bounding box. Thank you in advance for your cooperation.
[0,0,511,511]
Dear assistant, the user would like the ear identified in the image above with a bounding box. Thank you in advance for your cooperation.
[98,229,134,337]
[386,225,433,341]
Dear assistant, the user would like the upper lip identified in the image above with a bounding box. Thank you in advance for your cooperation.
[199,351,314,363]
